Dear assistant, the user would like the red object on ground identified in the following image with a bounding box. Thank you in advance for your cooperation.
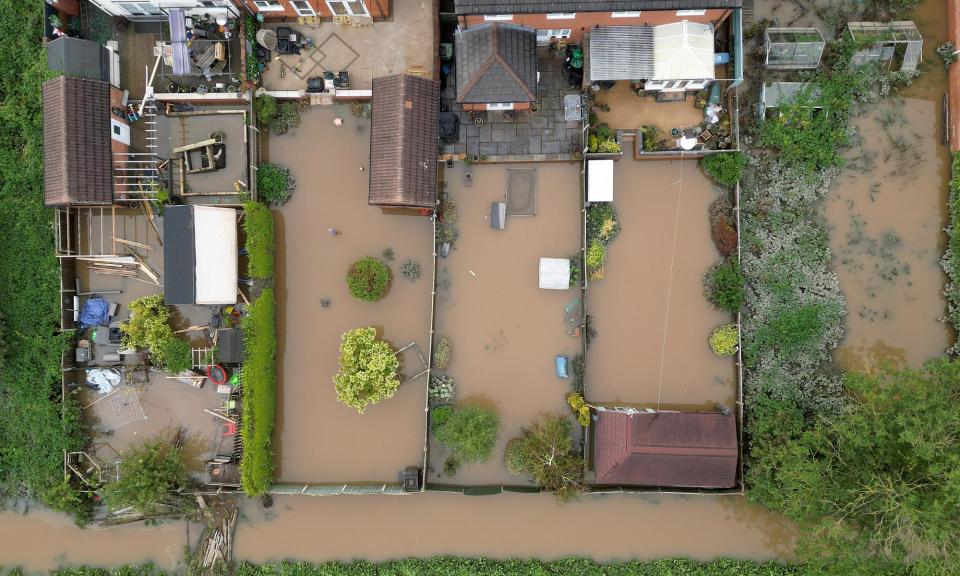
[207,364,229,385]
[223,422,237,436]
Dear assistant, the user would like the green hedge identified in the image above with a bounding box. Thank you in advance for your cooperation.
[243,202,275,279]
[942,152,960,354]
[50,558,807,576]
[0,0,87,513]
[240,288,277,496]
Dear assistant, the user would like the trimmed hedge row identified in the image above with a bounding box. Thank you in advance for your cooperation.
[941,152,960,354]
[240,288,277,496]
[243,201,275,279]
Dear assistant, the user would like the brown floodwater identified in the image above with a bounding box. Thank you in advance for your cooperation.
[269,105,432,483]
[431,162,582,485]
[588,159,734,407]
[822,0,952,370]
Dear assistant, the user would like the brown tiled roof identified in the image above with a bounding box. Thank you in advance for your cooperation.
[593,411,738,488]
[455,0,742,15]
[369,74,440,208]
[43,76,113,206]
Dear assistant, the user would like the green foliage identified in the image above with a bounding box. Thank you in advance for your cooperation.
[244,14,261,82]
[642,125,663,152]
[120,295,192,372]
[42,477,94,526]
[428,374,456,404]
[243,202,275,279]
[333,327,400,413]
[158,337,192,374]
[103,437,190,515]
[588,123,620,153]
[937,42,958,69]
[571,353,585,393]
[400,259,421,281]
[257,163,296,206]
[254,95,278,125]
[709,324,739,356]
[761,360,960,575]
[240,289,277,496]
[269,101,302,136]
[433,336,452,370]
[0,0,86,513]
[586,202,620,246]
[585,242,606,272]
[505,413,585,502]
[565,392,591,427]
[745,303,842,368]
[705,257,744,312]
[346,256,391,301]
[941,153,960,355]
[433,404,500,464]
[701,152,746,188]
[430,405,452,433]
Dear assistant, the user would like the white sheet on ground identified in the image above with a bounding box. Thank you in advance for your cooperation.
[539,258,571,290]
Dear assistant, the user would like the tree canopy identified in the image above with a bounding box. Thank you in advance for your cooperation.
[505,413,584,502]
[334,327,400,413]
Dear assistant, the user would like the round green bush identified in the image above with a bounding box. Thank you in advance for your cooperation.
[434,404,500,463]
[346,256,391,301]
[504,437,524,475]
[709,324,739,356]
[431,405,453,433]
[585,241,606,271]
[257,163,296,206]
[705,257,744,313]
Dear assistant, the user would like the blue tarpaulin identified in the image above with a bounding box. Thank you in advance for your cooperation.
[79,296,109,329]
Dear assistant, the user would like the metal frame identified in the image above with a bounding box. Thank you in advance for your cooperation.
[764,27,825,70]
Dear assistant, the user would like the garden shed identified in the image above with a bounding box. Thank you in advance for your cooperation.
[592,410,738,489]
[163,205,238,306]
[847,21,922,72]
[587,159,614,202]
[764,27,824,69]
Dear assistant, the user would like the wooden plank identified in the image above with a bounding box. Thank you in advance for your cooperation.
[140,202,162,246]
[113,237,152,250]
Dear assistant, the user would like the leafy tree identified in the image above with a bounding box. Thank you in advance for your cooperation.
[705,257,744,312]
[709,324,739,356]
[434,404,499,463]
[257,163,296,206]
[505,413,584,502]
[333,327,400,413]
[769,359,960,575]
[103,437,191,515]
[346,257,391,302]
[120,295,192,372]
[157,337,192,374]
[253,94,278,125]
[701,152,746,188]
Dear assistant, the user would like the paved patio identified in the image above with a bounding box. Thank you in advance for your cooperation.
[261,0,434,92]
[441,48,583,161]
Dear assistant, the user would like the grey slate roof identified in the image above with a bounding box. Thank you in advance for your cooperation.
[454,0,741,15]
[369,74,440,208]
[163,205,196,306]
[589,26,655,81]
[456,23,538,103]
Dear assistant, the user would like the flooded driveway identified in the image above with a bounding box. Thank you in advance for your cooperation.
[271,106,432,483]
[587,159,734,407]
[432,163,581,485]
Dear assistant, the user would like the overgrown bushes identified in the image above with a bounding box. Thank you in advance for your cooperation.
[257,163,296,206]
[243,202,275,279]
[504,413,585,502]
[346,256,391,301]
[704,257,744,313]
[240,289,277,496]
[333,327,400,413]
[120,295,193,372]
[941,152,960,354]
[701,152,746,188]
[709,324,739,356]
[433,336,452,369]
[585,203,620,281]
[433,403,500,464]
[0,1,86,516]
[103,436,191,515]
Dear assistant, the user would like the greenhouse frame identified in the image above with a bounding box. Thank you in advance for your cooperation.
[764,27,825,69]
[847,21,923,72]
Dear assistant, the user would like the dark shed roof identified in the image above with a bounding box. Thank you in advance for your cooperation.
[455,0,741,15]
[47,37,110,81]
[42,76,113,206]
[369,74,440,208]
[163,205,196,305]
[593,411,738,488]
[456,23,538,103]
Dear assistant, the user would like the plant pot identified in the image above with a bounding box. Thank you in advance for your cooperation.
[474,117,484,126]
[464,171,473,182]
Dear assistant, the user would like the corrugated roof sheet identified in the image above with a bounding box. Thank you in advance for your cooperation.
[42,76,113,206]
[369,74,440,208]
[593,411,738,488]
[589,26,654,81]
[455,0,742,15]
[456,23,538,103]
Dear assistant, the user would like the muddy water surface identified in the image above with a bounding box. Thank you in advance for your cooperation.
[271,106,432,483]
[822,0,951,369]
[432,163,581,485]
[588,159,733,407]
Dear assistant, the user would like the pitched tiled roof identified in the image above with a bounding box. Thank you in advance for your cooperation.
[42,76,113,206]
[593,411,738,488]
[454,0,741,15]
[369,74,440,208]
[456,24,538,103]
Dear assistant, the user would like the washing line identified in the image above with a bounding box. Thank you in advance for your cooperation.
[656,157,686,411]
